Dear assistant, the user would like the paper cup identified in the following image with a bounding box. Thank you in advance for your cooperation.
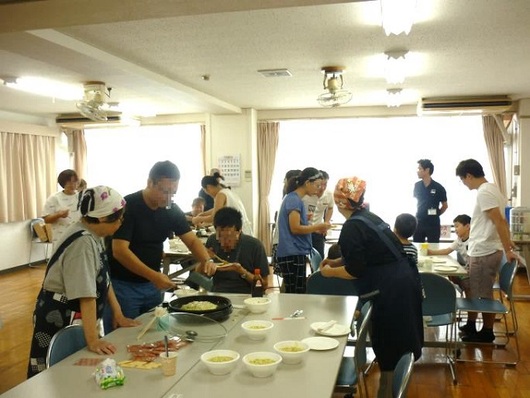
[159,352,178,376]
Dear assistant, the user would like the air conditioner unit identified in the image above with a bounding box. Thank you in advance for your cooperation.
[418,96,514,115]
[55,112,137,128]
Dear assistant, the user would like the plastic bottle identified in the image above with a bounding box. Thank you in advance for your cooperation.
[251,269,264,297]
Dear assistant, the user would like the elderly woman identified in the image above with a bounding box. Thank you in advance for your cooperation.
[320,177,423,398]
[28,186,139,378]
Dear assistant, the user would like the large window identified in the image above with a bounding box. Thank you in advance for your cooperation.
[270,116,491,227]
[84,124,203,211]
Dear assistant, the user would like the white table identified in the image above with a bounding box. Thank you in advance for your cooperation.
[1,294,357,398]
[163,293,358,398]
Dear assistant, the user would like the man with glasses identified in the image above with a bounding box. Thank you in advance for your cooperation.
[104,161,211,333]
[198,207,269,293]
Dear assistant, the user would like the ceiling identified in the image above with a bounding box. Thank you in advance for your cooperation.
[0,0,530,122]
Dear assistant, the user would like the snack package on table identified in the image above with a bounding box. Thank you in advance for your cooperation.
[94,358,125,390]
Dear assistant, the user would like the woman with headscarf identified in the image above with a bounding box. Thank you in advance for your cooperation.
[27,186,139,378]
[276,167,332,293]
[320,177,423,398]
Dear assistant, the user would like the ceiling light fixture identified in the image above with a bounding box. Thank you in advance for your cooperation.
[386,88,403,107]
[1,76,84,101]
[317,66,352,108]
[384,50,409,84]
[380,0,417,36]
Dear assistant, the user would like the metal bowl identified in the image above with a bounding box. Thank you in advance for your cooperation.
[168,295,233,322]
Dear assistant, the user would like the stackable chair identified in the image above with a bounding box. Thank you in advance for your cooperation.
[392,352,414,398]
[185,271,214,292]
[420,272,458,384]
[456,260,519,365]
[306,270,357,296]
[309,247,323,274]
[335,301,373,398]
[46,324,86,368]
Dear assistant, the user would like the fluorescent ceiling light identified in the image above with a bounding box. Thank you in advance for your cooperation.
[1,76,84,101]
[386,88,403,107]
[380,0,417,36]
[384,50,408,84]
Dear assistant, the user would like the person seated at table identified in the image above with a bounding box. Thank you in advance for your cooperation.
[185,197,206,226]
[394,213,419,269]
[428,214,472,297]
[198,207,269,293]
[27,186,139,378]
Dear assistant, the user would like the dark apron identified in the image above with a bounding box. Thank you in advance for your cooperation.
[27,231,110,378]
[350,214,424,371]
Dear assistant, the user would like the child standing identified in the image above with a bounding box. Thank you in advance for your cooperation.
[394,213,419,269]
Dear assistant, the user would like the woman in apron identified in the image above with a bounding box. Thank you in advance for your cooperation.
[28,186,139,378]
[321,177,423,398]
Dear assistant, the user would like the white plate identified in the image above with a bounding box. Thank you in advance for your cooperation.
[310,322,351,337]
[433,265,459,272]
[301,337,339,351]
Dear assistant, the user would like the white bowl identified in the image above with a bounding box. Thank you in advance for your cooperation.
[241,320,274,340]
[200,349,240,375]
[273,340,310,364]
[244,297,271,314]
[242,351,282,378]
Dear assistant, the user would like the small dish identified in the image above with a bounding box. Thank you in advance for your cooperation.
[241,320,274,340]
[301,336,339,351]
[310,322,350,337]
[433,265,459,272]
[244,297,271,314]
[273,340,310,364]
[242,352,282,378]
[200,349,240,375]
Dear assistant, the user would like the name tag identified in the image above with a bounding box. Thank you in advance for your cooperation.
[428,208,437,216]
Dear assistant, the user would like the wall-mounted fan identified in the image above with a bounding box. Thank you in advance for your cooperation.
[76,81,110,121]
[317,66,352,108]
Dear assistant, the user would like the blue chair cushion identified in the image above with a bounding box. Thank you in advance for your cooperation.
[336,356,358,386]
[456,297,508,314]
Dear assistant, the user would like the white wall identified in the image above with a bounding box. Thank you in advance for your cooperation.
[516,99,530,207]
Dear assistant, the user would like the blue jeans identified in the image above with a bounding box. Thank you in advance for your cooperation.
[103,279,163,334]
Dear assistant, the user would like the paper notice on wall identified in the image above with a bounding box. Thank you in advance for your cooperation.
[218,154,241,186]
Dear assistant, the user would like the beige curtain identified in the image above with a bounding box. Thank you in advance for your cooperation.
[257,122,279,255]
[69,129,87,179]
[200,124,207,176]
[0,131,55,222]
[482,115,507,197]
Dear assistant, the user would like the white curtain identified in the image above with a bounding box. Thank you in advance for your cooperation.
[0,131,55,222]
[482,115,507,197]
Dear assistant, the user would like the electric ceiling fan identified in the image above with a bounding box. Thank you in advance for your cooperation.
[317,66,353,108]
[76,81,111,121]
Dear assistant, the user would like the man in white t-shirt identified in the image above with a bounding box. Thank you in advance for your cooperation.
[302,170,333,258]
[455,159,516,343]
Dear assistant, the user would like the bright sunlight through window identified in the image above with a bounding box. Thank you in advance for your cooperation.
[269,116,492,227]
[84,124,203,211]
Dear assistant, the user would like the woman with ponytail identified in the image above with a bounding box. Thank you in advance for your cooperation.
[27,186,139,378]
[275,167,332,293]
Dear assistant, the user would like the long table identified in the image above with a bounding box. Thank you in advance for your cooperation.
[1,293,357,398]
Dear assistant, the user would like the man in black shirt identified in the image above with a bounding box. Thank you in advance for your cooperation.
[413,159,448,243]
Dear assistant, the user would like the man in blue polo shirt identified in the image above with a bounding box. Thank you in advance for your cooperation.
[413,159,448,243]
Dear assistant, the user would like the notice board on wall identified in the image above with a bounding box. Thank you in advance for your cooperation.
[218,154,241,186]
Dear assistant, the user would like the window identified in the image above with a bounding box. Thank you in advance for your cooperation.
[84,124,203,211]
[270,116,490,226]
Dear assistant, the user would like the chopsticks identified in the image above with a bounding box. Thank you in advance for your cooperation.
[211,253,229,264]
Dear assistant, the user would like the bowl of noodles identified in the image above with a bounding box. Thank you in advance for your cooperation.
[168,295,233,322]
[200,349,240,375]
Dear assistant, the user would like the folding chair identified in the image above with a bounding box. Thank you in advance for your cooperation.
[46,324,86,368]
[456,260,519,365]
[420,272,458,384]
[392,352,414,398]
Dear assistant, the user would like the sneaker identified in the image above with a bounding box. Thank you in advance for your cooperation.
[458,323,476,335]
[461,329,495,343]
